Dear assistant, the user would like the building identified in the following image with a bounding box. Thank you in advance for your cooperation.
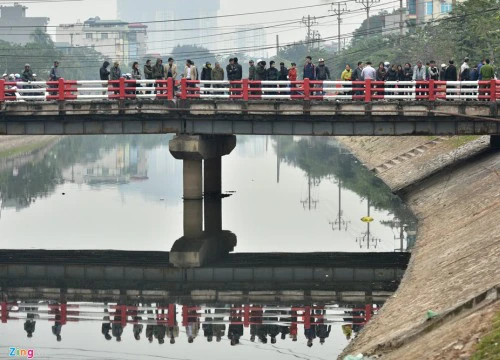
[222,26,267,59]
[56,17,147,66]
[407,0,463,26]
[0,4,49,45]
[116,0,220,55]
[382,11,407,35]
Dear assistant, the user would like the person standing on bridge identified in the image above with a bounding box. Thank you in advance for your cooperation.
[110,62,121,95]
[164,58,177,80]
[444,60,457,99]
[361,61,376,80]
[248,60,256,81]
[201,62,212,93]
[479,59,495,100]
[303,56,315,80]
[152,58,165,94]
[212,62,224,89]
[99,61,110,96]
[412,60,428,98]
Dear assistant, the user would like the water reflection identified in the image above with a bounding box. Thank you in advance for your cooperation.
[2,300,377,348]
[0,135,416,253]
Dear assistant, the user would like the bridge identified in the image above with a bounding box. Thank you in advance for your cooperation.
[0,79,498,140]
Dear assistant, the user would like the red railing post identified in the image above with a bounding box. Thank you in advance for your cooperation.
[491,79,497,102]
[365,304,373,322]
[0,79,4,102]
[167,77,174,100]
[243,305,250,328]
[364,79,372,102]
[58,78,66,101]
[1,301,7,323]
[242,78,249,101]
[182,305,188,326]
[303,79,310,100]
[119,77,126,100]
[428,80,435,101]
[303,306,311,329]
[180,78,187,100]
[61,303,67,325]
[121,305,127,326]
[168,304,175,327]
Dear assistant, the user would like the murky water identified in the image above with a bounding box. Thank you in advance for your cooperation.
[0,135,416,359]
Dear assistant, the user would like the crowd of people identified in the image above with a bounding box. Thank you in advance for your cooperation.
[98,55,495,85]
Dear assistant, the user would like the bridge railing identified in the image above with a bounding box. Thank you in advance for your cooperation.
[0,78,497,102]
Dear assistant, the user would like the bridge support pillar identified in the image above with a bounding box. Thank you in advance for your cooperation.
[169,135,236,199]
[183,159,203,200]
[184,199,203,238]
[491,135,500,149]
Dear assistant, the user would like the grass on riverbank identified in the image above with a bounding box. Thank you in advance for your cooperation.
[0,139,54,158]
[471,311,500,360]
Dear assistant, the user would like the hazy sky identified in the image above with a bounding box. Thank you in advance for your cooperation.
[23,0,399,54]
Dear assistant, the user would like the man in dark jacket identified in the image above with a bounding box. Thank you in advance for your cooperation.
[266,61,279,81]
[201,62,212,93]
[303,56,315,80]
[100,61,110,81]
[444,60,457,99]
[233,57,243,80]
[255,60,267,81]
[248,60,256,80]
[226,58,236,81]
[278,62,288,81]
[152,58,164,80]
[144,60,153,80]
[351,61,363,96]
[315,59,330,80]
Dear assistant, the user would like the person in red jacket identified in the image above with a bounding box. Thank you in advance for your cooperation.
[288,63,297,95]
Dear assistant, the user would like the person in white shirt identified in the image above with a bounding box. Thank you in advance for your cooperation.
[360,61,376,80]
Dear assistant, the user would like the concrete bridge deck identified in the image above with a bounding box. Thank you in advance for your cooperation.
[0,100,498,136]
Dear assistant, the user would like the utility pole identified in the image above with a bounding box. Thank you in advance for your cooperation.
[276,34,280,57]
[355,0,381,37]
[312,30,321,50]
[399,0,404,39]
[300,174,319,211]
[329,2,347,53]
[301,15,318,52]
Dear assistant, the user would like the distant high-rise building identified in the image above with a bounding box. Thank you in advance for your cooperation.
[0,4,49,45]
[116,0,221,55]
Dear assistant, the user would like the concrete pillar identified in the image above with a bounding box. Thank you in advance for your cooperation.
[491,135,500,149]
[183,159,202,200]
[204,157,222,197]
[184,199,203,238]
[204,197,222,234]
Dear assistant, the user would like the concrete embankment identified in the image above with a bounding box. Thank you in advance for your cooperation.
[338,135,500,360]
[0,135,60,172]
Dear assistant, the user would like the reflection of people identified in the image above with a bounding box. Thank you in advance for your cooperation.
[133,316,143,340]
[228,307,244,346]
[24,315,36,338]
[112,308,124,342]
[290,310,298,342]
[102,309,112,340]
[186,308,200,343]
[203,310,214,342]
[52,307,63,342]
[342,324,353,340]
[213,307,226,343]
[154,325,167,344]
[317,324,331,345]
[304,316,316,348]
[264,311,280,344]
[250,307,263,342]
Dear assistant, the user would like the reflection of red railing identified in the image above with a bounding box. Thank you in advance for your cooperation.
[0,78,498,102]
[1,302,377,328]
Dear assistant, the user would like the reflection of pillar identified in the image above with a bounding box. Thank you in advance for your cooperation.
[184,160,203,200]
[204,197,222,234]
[491,136,500,149]
[204,157,221,197]
[184,199,203,238]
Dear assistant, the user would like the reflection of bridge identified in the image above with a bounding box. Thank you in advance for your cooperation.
[0,79,499,139]
[0,251,407,304]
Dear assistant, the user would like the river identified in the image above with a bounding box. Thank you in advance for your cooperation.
[0,135,416,359]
